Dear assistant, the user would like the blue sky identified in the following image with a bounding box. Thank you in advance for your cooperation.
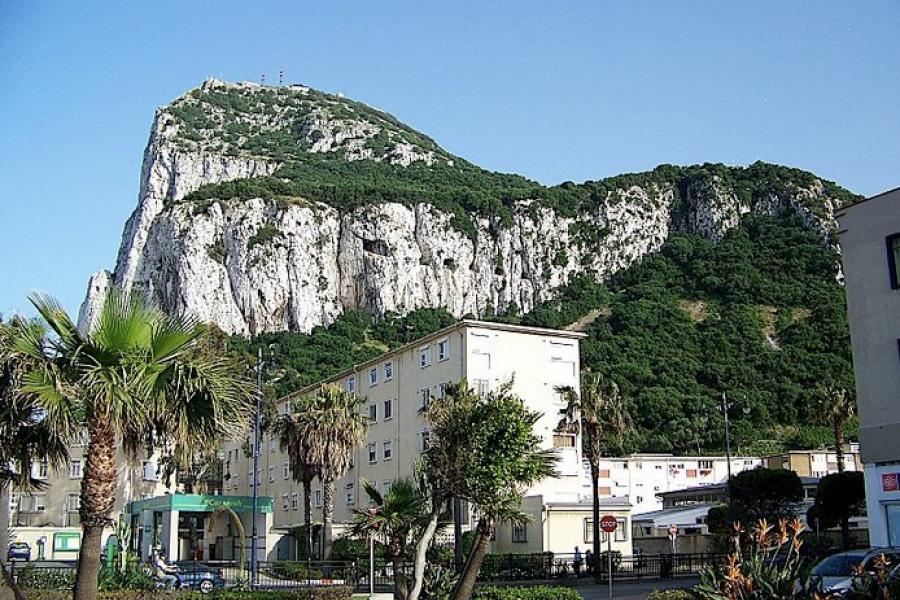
[1,1,899,316]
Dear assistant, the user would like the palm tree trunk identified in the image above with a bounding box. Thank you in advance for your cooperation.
[450,518,493,600]
[302,476,312,559]
[322,480,335,559]
[834,420,846,473]
[833,419,851,549]
[407,505,442,600]
[0,483,10,568]
[390,541,409,600]
[73,420,117,600]
[590,461,600,575]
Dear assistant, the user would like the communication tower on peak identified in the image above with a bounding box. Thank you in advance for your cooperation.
[278,70,284,86]
[260,73,266,85]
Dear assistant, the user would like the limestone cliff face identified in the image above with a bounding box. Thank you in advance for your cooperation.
[79,81,849,334]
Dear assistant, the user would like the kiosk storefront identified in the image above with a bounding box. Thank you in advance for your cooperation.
[125,494,273,562]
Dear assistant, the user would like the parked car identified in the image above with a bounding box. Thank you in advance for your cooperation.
[174,563,226,594]
[7,542,31,562]
[809,548,900,596]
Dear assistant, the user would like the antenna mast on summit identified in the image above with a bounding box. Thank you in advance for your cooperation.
[278,70,284,86]
[260,73,266,85]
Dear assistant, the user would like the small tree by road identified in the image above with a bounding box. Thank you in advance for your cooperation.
[812,471,866,550]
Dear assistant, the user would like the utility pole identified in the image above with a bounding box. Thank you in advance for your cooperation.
[250,346,263,587]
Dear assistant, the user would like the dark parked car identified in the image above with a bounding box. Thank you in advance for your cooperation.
[7,542,31,562]
[809,549,900,596]
[174,563,226,594]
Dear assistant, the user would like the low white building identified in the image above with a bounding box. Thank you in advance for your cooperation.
[590,454,763,514]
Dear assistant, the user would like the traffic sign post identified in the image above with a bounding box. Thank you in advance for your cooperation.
[600,515,618,600]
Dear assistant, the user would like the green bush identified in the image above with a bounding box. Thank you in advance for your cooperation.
[473,586,581,600]
[647,590,699,600]
[17,566,76,590]
[266,561,325,580]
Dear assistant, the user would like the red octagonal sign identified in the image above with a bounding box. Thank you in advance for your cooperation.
[600,514,617,533]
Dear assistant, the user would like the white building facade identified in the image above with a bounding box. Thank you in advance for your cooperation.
[592,454,763,514]
[223,320,601,557]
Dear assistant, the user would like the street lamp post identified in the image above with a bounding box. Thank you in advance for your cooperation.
[250,347,262,587]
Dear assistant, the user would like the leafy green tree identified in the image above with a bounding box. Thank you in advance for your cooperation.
[13,291,251,600]
[422,381,557,600]
[557,372,631,572]
[730,468,805,525]
[813,471,866,550]
[351,479,426,600]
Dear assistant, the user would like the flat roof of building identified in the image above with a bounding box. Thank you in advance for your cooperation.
[283,318,586,400]
[657,476,820,498]
[834,185,900,217]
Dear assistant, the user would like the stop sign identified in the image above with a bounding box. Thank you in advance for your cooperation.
[600,514,617,533]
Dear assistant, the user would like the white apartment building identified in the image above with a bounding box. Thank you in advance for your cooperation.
[837,187,900,547]
[593,454,763,514]
[223,320,637,558]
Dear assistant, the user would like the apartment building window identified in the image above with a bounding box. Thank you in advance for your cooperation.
[347,376,356,393]
[368,403,378,422]
[512,522,527,543]
[473,379,490,397]
[66,493,80,513]
[33,461,48,480]
[368,443,378,464]
[384,398,394,420]
[698,460,713,469]
[282,495,289,511]
[283,462,290,479]
[23,494,46,513]
[437,338,450,361]
[68,459,82,479]
[420,388,431,409]
[142,461,158,482]
[268,466,275,483]
[315,489,323,508]
[583,518,594,543]
[384,361,394,380]
[346,483,355,505]
[636,495,643,504]
[887,233,900,289]
[383,440,393,461]
[291,493,299,510]
[369,368,378,387]
[9,493,19,512]
[553,433,576,448]
[420,430,431,452]
[382,480,393,493]
[615,518,628,542]
[420,346,432,368]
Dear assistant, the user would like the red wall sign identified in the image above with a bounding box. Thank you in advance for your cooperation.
[882,473,899,492]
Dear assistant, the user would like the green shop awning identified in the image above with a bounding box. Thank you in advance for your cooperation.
[126,494,272,515]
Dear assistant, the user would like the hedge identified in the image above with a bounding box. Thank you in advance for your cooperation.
[646,590,699,600]
[472,586,582,600]
[23,589,353,600]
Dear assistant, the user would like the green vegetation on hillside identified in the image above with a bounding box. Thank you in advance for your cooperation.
[234,216,853,455]
[175,158,859,239]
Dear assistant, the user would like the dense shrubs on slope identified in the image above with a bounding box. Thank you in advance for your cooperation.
[177,159,858,239]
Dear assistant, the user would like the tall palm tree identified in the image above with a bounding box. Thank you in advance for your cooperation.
[275,393,321,559]
[557,372,632,574]
[309,385,367,558]
[820,386,855,473]
[351,479,426,600]
[14,291,251,600]
[0,317,75,600]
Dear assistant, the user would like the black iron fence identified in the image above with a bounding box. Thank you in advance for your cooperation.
[6,552,724,593]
